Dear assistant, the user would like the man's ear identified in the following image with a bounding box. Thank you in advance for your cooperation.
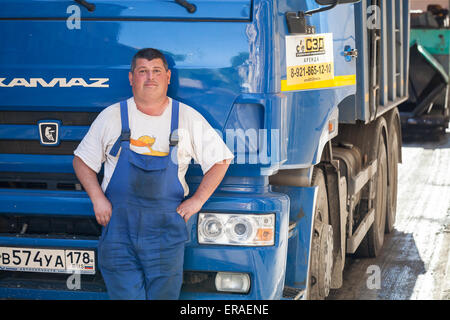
[167,69,171,85]
[128,71,133,86]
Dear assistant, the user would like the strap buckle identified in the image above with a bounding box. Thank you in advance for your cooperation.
[169,131,179,147]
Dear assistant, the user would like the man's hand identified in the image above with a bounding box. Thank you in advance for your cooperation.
[176,196,203,223]
[73,156,112,227]
[93,195,112,227]
[176,160,231,223]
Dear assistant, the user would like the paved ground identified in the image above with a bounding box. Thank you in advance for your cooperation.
[328,130,450,300]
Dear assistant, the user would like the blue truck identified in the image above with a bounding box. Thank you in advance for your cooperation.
[0,0,409,300]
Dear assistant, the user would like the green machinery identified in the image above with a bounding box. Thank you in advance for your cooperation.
[399,6,450,137]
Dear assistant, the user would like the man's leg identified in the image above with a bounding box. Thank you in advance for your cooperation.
[141,242,185,300]
[99,242,146,300]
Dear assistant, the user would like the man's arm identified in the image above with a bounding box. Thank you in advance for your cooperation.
[176,159,231,222]
[73,155,112,226]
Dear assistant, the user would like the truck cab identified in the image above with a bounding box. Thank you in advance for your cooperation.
[0,0,408,300]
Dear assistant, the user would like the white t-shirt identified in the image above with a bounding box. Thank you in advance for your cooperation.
[74,97,234,196]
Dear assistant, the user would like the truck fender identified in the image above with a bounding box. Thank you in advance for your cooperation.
[312,107,339,165]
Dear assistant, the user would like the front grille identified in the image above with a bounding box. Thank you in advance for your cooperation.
[0,140,80,155]
[0,110,101,241]
[0,271,107,293]
[0,171,102,191]
[0,214,101,238]
[0,111,99,126]
[0,110,99,155]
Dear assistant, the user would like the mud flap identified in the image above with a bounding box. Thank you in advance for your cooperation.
[319,161,346,289]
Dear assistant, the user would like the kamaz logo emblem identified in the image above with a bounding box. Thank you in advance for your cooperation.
[0,78,109,88]
[38,121,61,146]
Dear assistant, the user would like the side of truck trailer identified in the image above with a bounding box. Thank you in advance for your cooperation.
[0,0,408,300]
[270,0,409,299]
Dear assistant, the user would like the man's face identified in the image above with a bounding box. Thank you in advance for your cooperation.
[129,58,171,102]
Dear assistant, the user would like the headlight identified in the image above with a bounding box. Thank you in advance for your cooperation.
[198,213,275,246]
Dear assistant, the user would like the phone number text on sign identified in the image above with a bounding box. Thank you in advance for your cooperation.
[285,33,334,86]
[289,63,333,82]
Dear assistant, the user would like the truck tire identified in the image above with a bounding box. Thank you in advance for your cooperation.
[386,121,399,234]
[309,168,333,300]
[357,133,388,258]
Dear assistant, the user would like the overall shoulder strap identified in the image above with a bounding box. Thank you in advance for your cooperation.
[109,100,130,157]
[169,99,180,147]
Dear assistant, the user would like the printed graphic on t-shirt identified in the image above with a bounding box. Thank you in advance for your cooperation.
[130,135,169,156]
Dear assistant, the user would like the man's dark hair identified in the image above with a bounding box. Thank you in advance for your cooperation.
[130,48,169,72]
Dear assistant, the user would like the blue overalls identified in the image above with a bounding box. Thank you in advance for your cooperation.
[97,99,188,300]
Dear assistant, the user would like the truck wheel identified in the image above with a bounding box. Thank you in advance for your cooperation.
[309,168,333,300]
[386,125,399,233]
[357,134,388,257]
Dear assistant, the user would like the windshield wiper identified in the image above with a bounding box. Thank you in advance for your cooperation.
[74,0,195,15]
[175,0,197,14]
[74,0,96,12]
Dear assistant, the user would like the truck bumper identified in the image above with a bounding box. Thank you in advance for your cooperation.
[0,189,290,300]
[180,191,290,300]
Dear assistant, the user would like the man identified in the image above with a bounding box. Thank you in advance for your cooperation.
[73,48,233,299]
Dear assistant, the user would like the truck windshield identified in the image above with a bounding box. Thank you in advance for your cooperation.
[0,1,250,21]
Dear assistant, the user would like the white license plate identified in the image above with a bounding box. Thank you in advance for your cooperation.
[0,247,95,274]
